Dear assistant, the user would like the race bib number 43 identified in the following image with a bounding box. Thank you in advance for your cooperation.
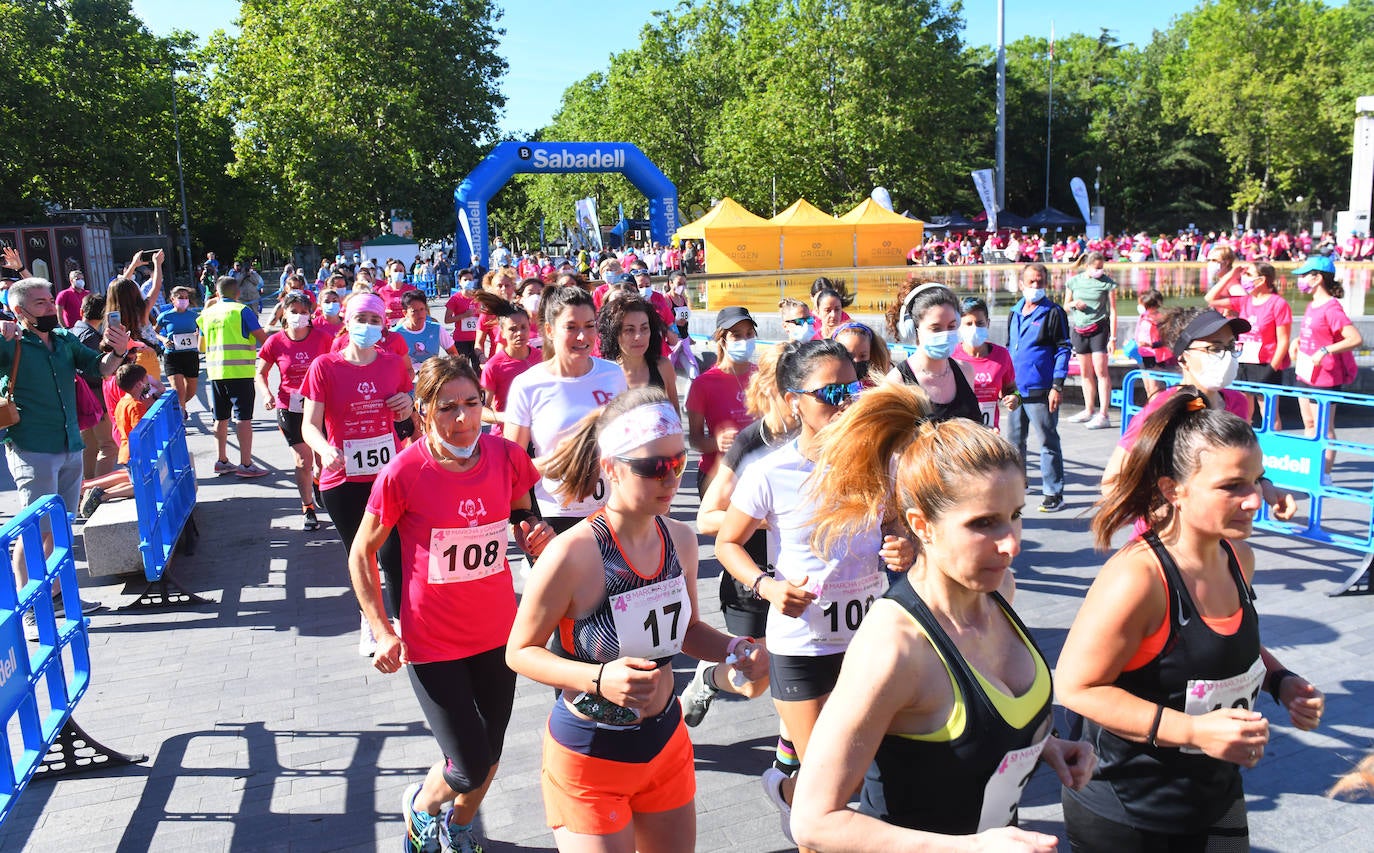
[172,331,199,351]
[428,521,507,584]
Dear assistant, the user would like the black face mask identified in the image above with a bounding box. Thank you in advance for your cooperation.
[29,313,59,334]
[854,360,870,381]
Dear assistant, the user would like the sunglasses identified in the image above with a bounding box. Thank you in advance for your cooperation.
[783,316,816,326]
[788,381,863,407]
[614,451,688,480]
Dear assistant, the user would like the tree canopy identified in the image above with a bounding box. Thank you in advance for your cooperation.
[2,0,1373,260]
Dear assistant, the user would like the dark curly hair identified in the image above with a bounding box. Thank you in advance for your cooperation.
[598,295,666,362]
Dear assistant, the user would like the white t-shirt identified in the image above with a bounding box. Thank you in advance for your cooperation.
[731,439,886,656]
[505,358,628,517]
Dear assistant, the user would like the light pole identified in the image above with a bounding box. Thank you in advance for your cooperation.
[1094,165,1101,209]
[170,61,193,279]
[995,0,1006,210]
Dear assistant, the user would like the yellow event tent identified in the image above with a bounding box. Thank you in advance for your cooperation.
[840,198,926,267]
[770,199,852,269]
[674,197,780,273]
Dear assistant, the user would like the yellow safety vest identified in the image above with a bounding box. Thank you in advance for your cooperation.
[198,300,257,380]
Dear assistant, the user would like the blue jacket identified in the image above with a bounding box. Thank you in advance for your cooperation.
[1006,297,1071,394]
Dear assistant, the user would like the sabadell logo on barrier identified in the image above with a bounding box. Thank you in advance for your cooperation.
[1263,452,1313,476]
[518,146,627,170]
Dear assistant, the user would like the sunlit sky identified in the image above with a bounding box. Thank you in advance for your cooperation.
[130,0,1211,135]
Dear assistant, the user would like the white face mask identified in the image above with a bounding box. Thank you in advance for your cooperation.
[1206,261,1222,278]
[287,312,312,329]
[521,294,542,316]
[74,278,86,290]
[1136,303,1146,315]
[1188,349,1238,391]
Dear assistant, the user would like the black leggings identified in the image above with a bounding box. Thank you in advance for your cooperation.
[320,480,402,618]
[408,647,517,793]
[1063,793,1249,853]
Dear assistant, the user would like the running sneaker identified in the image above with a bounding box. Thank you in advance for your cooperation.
[235,463,269,478]
[681,660,719,727]
[359,614,377,657]
[1039,494,1064,513]
[1065,409,1094,423]
[761,766,795,844]
[52,592,102,615]
[302,507,320,531]
[443,817,484,853]
[78,486,105,519]
[213,458,237,475]
[22,610,38,641]
[1085,413,1112,430]
[402,782,445,853]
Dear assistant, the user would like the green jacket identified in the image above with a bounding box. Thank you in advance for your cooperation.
[0,328,105,453]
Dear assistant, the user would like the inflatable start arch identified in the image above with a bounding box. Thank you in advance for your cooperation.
[453,141,678,270]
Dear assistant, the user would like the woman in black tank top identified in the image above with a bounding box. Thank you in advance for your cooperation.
[789,384,1092,851]
[1057,389,1325,850]
[597,295,679,412]
[885,284,981,422]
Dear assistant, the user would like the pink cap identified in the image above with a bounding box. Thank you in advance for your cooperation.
[345,293,387,323]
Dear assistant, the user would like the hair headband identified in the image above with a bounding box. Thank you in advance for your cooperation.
[598,402,683,458]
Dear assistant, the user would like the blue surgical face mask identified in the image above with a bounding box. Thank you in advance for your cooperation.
[786,317,817,343]
[322,301,342,316]
[348,321,383,349]
[438,434,479,459]
[725,338,756,362]
[1024,287,1046,303]
[920,329,956,360]
[639,286,654,300]
[958,325,989,348]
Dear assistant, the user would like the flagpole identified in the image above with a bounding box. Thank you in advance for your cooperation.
[995,0,1006,211]
[1045,22,1054,210]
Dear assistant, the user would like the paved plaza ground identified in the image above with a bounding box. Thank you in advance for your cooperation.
[1,353,1373,851]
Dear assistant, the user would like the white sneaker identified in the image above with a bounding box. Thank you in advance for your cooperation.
[1066,409,1094,423]
[761,766,795,844]
[358,613,377,657]
[1085,413,1112,430]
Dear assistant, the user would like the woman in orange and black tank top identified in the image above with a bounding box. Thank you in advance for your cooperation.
[1057,387,1326,851]
[505,386,768,853]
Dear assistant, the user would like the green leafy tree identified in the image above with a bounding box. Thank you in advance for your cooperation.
[217,0,506,249]
[1160,0,1342,227]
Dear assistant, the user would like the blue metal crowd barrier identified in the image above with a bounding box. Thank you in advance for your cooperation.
[125,390,204,608]
[413,274,438,297]
[0,496,143,829]
[1118,369,1374,595]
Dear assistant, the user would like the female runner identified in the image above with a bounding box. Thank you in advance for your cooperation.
[598,295,679,412]
[507,387,766,852]
[257,291,332,529]
[792,384,1092,851]
[714,339,874,842]
[951,297,1020,429]
[301,294,415,653]
[505,286,627,533]
[886,284,980,423]
[1058,390,1324,850]
[351,355,554,853]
